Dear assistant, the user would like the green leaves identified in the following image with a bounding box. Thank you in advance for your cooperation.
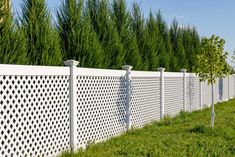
[194,35,231,85]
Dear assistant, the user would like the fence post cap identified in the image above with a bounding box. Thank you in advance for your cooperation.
[157,67,165,71]
[64,60,79,67]
[122,65,133,70]
[180,69,187,72]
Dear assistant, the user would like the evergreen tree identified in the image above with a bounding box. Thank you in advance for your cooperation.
[177,28,188,70]
[111,0,142,70]
[78,12,104,68]
[130,2,148,70]
[0,0,27,64]
[187,27,200,71]
[156,10,172,71]
[182,27,192,70]
[144,11,159,71]
[87,0,124,69]
[170,19,187,71]
[21,0,62,65]
[57,0,82,60]
[57,0,104,68]
[0,0,202,71]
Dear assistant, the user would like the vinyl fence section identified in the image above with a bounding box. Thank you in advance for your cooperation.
[0,61,234,157]
[131,71,161,128]
[164,72,184,117]
[74,67,127,148]
[186,74,200,112]
[0,65,71,157]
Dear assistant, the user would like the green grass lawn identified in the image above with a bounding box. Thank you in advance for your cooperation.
[61,99,235,157]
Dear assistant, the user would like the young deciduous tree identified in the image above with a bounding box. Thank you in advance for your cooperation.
[194,35,231,127]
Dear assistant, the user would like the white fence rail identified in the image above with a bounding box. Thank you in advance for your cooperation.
[0,61,234,157]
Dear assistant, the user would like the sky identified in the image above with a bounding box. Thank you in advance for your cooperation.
[12,0,235,64]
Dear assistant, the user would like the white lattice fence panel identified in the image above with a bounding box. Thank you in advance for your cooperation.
[131,76,160,128]
[186,77,200,111]
[202,82,211,106]
[214,79,220,103]
[223,77,229,101]
[233,75,235,97]
[75,69,127,148]
[164,77,183,116]
[229,76,234,98]
[0,75,70,157]
[2,63,234,157]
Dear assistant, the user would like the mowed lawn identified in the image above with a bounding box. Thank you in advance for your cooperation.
[61,99,235,157]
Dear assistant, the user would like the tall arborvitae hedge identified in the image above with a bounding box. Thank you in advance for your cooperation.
[130,3,149,70]
[20,0,62,65]
[0,0,27,64]
[0,0,202,72]
[87,0,124,69]
[145,11,159,71]
[111,0,142,70]
[155,11,172,71]
[57,0,104,68]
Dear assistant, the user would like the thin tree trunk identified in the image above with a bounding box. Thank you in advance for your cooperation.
[211,83,215,128]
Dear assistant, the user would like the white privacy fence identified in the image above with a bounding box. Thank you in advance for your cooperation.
[0,61,235,157]
[0,65,71,157]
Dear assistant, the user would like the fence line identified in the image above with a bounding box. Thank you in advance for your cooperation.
[0,60,234,157]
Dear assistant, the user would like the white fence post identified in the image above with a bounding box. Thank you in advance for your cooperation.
[122,65,133,130]
[181,69,187,112]
[158,67,165,119]
[64,60,79,151]
[200,81,202,110]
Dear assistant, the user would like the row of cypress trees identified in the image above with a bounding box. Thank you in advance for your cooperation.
[0,0,201,72]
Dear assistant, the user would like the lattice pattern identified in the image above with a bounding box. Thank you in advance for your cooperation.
[0,75,70,157]
[213,79,220,103]
[76,76,126,148]
[0,64,234,157]
[186,77,200,111]
[201,81,211,106]
[131,77,160,128]
[164,77,183,116]
[229,76,234,98]
[223,77,229,101]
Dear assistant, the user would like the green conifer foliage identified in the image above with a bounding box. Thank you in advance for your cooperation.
[0,0,203,71]
[186,27,201,72]
[130,3,148,70]
[155,11,172,71]
[57,0,82,60]
[0,0,27,64]
[170,19,188,71]
[58,0,104,68]
[111,0,142,70]
[144,11,159,71]
[21,0,62,65]
[78,13,104,68]
[87,0,124,69]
